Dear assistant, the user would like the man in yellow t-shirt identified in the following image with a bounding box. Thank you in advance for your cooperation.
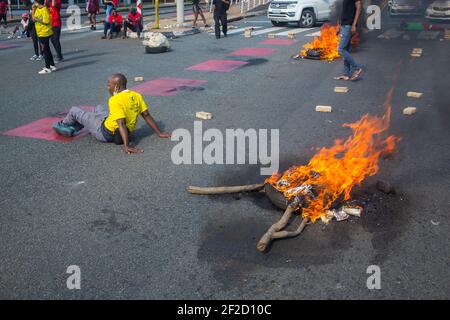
[32,0,55,74]
[53,74,171,154]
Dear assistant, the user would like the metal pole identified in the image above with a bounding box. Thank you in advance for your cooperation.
[176,0,184,24]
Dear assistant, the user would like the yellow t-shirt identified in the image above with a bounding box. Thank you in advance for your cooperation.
[34,6,53,38]
[104,90,149,133]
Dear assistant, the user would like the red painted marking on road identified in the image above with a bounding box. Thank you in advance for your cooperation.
[185,59,248,73]
[2,106,95,142]
[0,44,21,49]
[2,117,88,142]
[258,39,297,46]
[229,48,277,57]
[132,77,208,96]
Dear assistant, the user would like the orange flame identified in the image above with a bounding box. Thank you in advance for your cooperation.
[300,24,340,62]
[266,90,401,222]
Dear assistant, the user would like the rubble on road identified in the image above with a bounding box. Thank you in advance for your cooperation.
[403,107,417,115]
[334,86,349,93]
[315,105,332,113]
[196,112,212,120]
[407,91,422,98]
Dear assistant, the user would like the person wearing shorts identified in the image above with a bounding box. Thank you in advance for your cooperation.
[192,0,208,28]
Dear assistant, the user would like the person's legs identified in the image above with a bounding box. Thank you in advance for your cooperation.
[192,5,199,27]
[39,37,53,69]
[113,24,121,36]
[337,25,354,77]
[221,12,227,37]
[122,21,128,37]
[60,106,108,141]
[214,14,220,39]
[92,13,96,29]
[51,26,63,60]
[0,14,6,29]
[103,22,110,37]
[136,23,142,38]
[198,8,207,25]
[30,25,40,56]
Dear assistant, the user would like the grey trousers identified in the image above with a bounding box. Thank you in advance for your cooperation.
[62,105,109,142]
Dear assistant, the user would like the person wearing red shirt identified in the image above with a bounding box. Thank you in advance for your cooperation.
[0,0,10,29]
[122,7,142,39]
[102,8,123,39]
[46,0,63,62]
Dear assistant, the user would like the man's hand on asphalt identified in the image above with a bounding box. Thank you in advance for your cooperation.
[158,132,172,139]
[123,145,144,154]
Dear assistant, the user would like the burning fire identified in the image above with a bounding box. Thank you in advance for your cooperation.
[300,24,340,61]
[266,90,401,222]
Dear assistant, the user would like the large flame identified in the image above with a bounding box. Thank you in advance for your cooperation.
[300,24,340,61]
[266,90,401,222]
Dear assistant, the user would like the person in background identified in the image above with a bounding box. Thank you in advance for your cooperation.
[334,0,363,81]
[9,13,30,39]
[46,0,63,62]
[87,0,100,30]
[102,8,122,39]
[32,0,56,74]
[29,2,44,61]
[0,0,10,29]
[104,0,117,22]
[212,0,229,39]
[53,74,171,154]
[192,0,209,28]
[122,6,142,39]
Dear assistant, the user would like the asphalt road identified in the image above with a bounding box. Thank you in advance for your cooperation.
[0,7,449,299]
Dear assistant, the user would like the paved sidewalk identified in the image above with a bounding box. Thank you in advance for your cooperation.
[144,4,268,37]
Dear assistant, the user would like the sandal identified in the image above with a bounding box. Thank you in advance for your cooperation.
[333,75,350,81]
[350,68,363,81]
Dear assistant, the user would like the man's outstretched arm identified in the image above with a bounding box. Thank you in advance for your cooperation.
[141,110,171,138]
[117,119,143,154]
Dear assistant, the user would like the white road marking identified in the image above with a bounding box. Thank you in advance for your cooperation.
[210,26,263,35]
[251,27,286,36]
[305,30,321,37]
[276,27,317,36]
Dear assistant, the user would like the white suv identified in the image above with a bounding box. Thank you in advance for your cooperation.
[426,0,450,20]
[267,0,337,27]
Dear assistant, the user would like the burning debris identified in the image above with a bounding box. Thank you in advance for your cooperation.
[187,90,401,252]
[293,24,340,62]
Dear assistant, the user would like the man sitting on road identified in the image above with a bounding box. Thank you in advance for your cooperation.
[122,7,142,39]
[53,74,171,154]
[102,8,123,39]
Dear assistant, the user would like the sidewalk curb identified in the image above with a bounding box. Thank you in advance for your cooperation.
[159,9,267,38]
[7,3,192,24]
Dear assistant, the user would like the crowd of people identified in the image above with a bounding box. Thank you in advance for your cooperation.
[4,0,145,74]
[4,0,62,73]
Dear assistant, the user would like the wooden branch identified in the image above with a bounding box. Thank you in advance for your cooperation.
[270,217,309,239]
[187,183,264,195]
[257,206,296,252]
